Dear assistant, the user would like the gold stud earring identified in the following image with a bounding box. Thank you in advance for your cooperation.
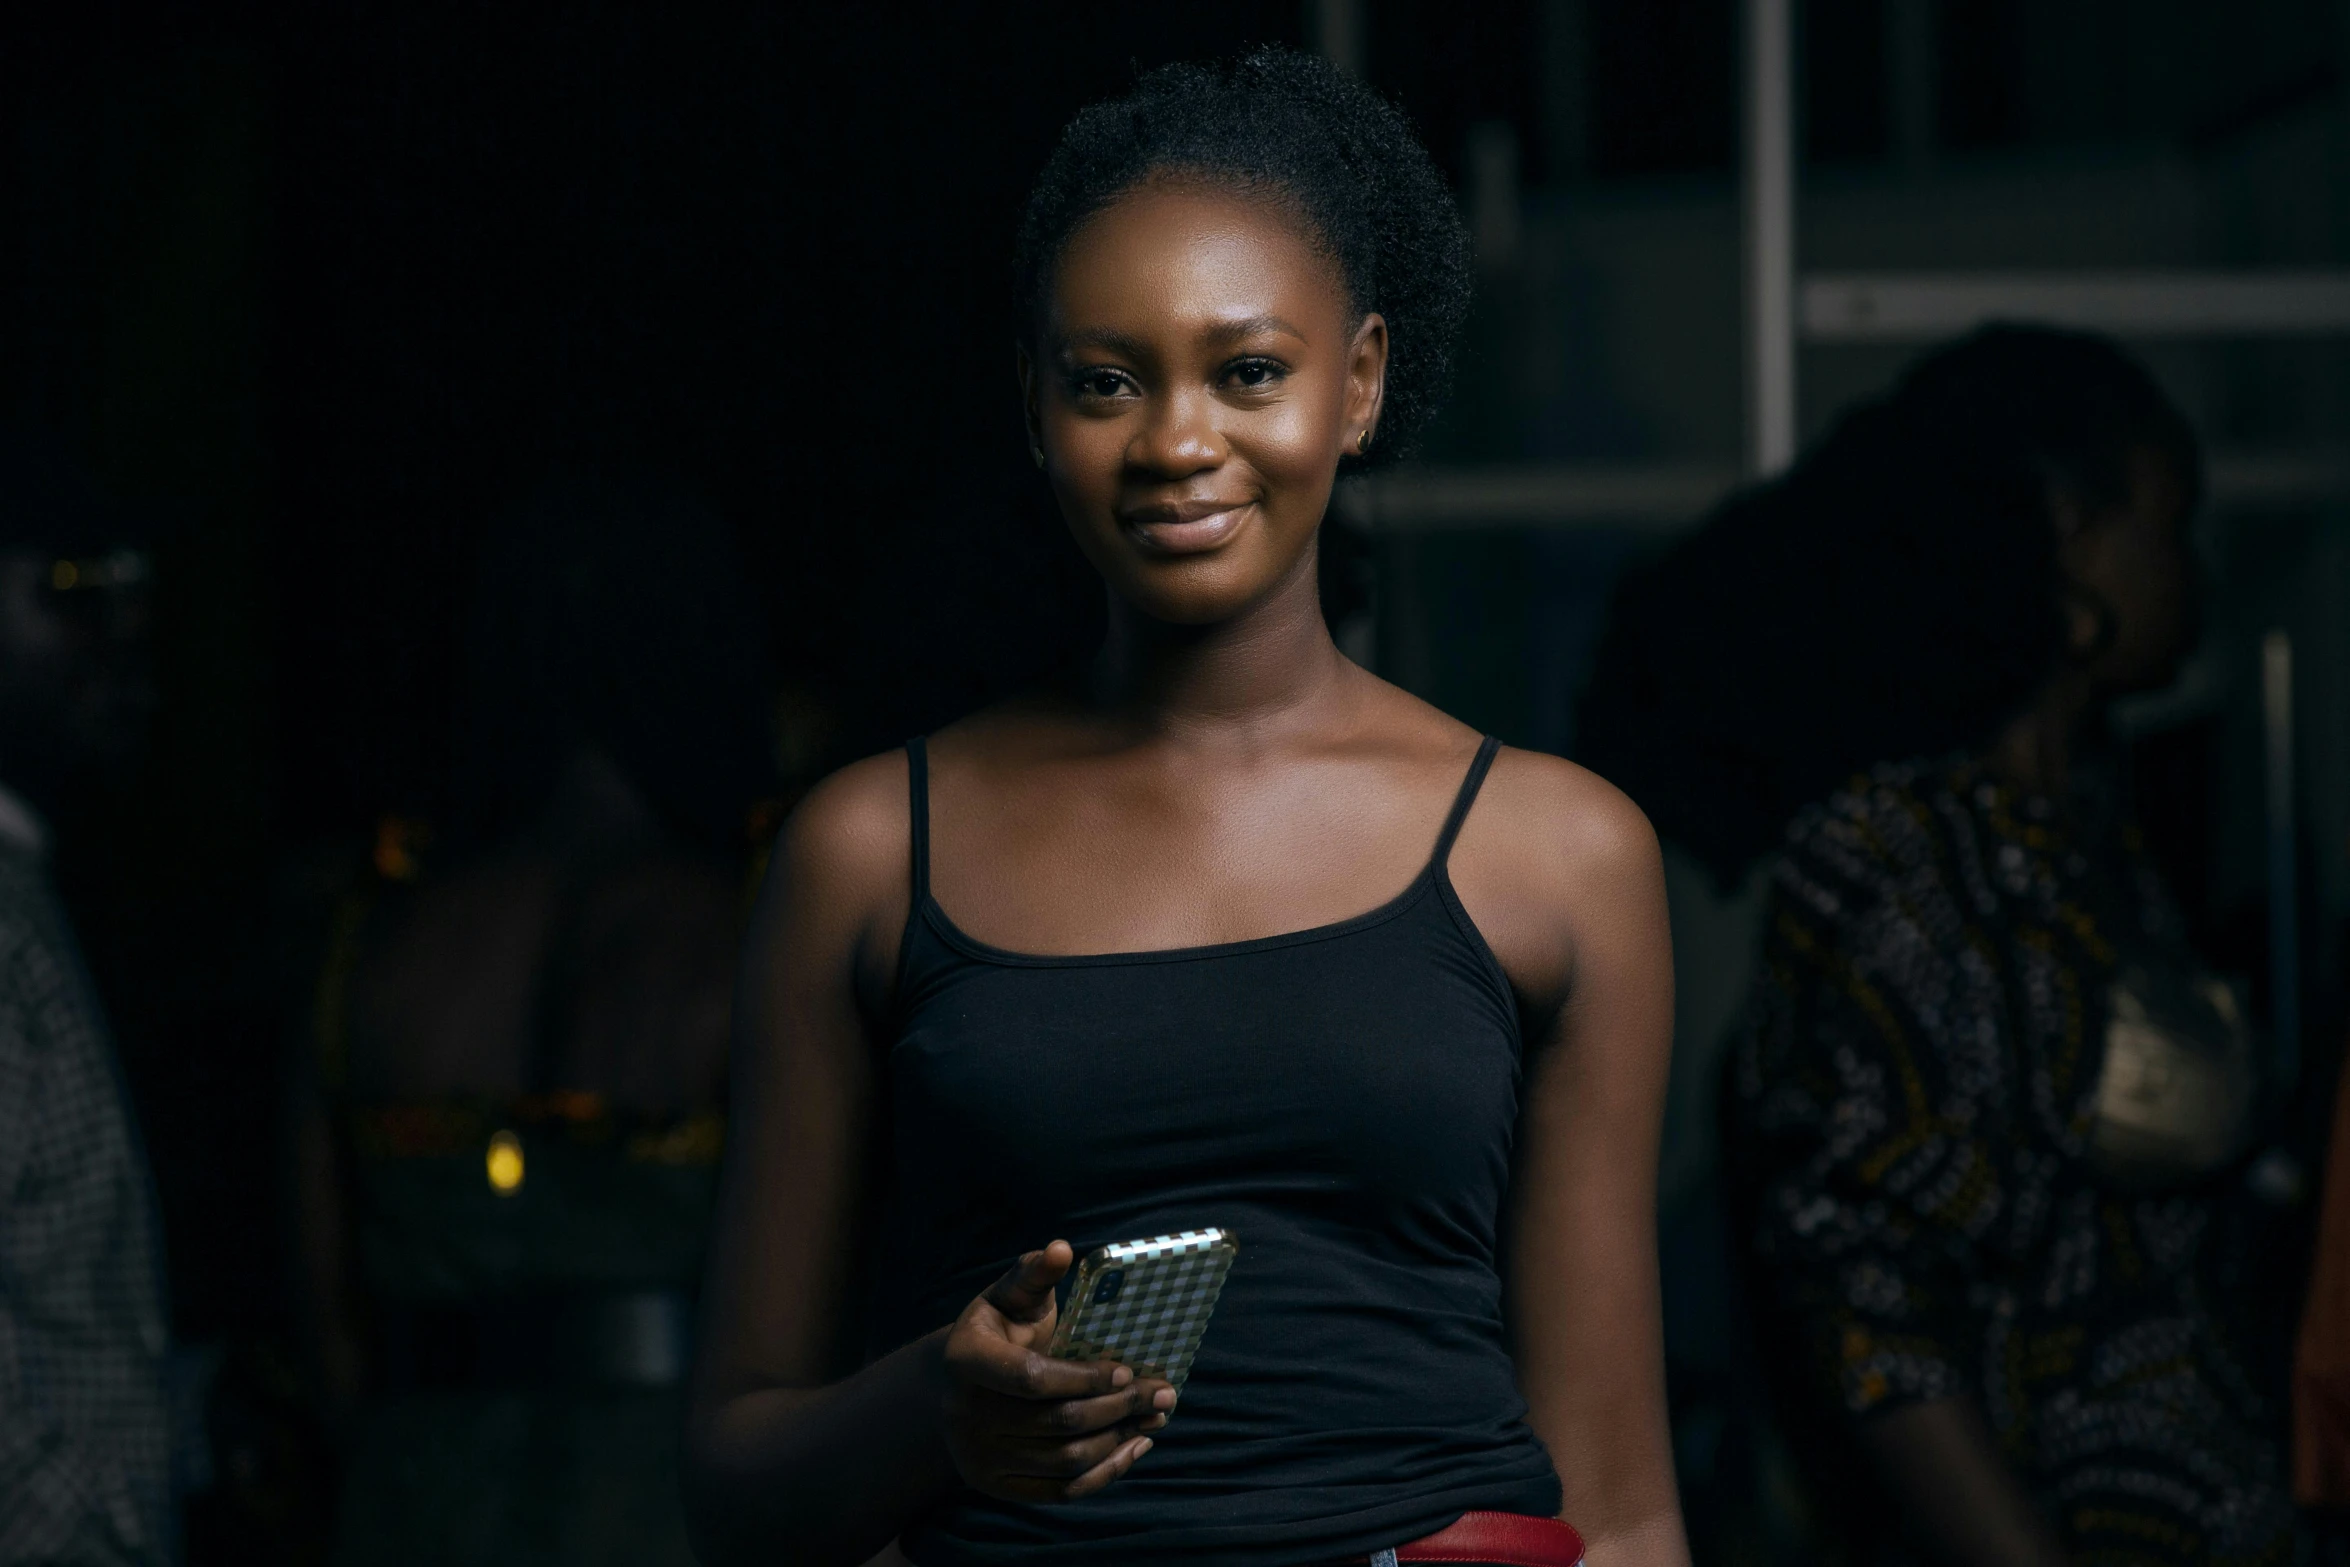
[1030,445,1045,469]
[1356,429,1371,455]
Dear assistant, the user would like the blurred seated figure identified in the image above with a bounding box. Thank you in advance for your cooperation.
[1579,327,2294,1565]
[0,428,170,1563]
[293,472,777,1567]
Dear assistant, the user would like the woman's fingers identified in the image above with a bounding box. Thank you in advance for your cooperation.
[981,1240,1073,1326]
[943,1242,1171,1506]
[968,1378,1175,1438]
[949,1334,1129,1404]
[985,1435,1156,1502]
[996,1419,1154,1479]
[1061,1434,1156,1499]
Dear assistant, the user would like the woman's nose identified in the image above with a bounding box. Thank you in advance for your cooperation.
[1129,388,1224,476]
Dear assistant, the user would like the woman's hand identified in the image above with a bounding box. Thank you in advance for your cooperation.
[939,1241,1174,1502]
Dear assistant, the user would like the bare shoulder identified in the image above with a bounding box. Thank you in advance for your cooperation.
[1339,672,1659,905]
[754,749,914,972]
[1466,745,1663,896]
[1448,745,1667,1013]
[777,750,908,882]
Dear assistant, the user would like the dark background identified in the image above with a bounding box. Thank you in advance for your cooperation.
[4,4,2344,1560]
[6,0,1789,1353]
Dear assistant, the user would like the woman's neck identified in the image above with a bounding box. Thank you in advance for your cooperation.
[1988,670,2095,803]
[1088,543,1349,743]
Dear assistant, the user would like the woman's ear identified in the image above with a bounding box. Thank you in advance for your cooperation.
[2051,484,2124,663]
[1347,312,1389,451]
[2061,579,2119,664]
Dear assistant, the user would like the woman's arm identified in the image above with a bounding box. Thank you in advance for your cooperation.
[1456,753,1690,1567]
[682,758,1166,1567]
[682,758,943,1565]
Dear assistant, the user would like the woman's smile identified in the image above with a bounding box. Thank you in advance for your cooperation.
[1117,496,1256,554]
[1018,179,1387,625]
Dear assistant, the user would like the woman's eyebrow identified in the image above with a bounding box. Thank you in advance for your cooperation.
[1200,314,1307,346]
[1056,315,1309,361]
[1056,326,1152,361]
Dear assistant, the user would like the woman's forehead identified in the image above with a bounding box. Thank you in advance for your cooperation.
[1047,181,1351,343]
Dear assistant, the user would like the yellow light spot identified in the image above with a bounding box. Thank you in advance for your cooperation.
[371,816,431,882]
[486,1129,525,1194]
[50,560,78,591]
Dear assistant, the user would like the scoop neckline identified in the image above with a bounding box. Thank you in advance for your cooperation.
[916,864,1443,968]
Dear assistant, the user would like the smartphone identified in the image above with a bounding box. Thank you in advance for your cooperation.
[1046,1227,1237,1390]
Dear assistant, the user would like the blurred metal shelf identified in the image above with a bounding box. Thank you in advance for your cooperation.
[1335,464,1741,532]
[1741,1,2350,469]
[1339,452,2350,533]
[2207,450,2350,507]
[1802,270,2350,341]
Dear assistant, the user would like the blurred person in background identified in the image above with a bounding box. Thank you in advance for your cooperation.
[290,471,777,1566]
[1580,326,2295,1565]
[0,427,171,1563]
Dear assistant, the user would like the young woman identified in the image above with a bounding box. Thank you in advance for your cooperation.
[685,51,1687,1567]
[1583,327,2295,1565]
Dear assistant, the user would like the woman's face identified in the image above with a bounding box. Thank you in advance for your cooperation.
[2062,443,2199,695]
[1022,179,1386,626]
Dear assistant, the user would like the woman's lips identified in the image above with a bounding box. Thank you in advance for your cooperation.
[1120,500,1252,555]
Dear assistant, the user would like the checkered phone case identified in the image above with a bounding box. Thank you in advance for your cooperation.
[1046,1228,1237,1390]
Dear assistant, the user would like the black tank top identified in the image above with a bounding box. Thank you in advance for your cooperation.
[874,736,1563,1565]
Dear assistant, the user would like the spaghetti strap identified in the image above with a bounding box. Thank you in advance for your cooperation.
[905,736,932,901]
[1430,735,1502,871]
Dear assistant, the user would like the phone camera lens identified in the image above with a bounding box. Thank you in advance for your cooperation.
[1092,1269,1125,1304]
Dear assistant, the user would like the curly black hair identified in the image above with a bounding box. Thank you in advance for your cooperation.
[1576,324,2201,890]
[1012,47,1472,468]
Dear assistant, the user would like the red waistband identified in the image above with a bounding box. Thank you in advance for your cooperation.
[1352,1510,1585,1566]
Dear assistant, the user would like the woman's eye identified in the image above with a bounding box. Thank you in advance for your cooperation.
[1224,358,1284,390]
[1071,369,1131,399]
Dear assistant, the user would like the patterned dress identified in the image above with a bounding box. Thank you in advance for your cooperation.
[0,815,173,1564]
[1725,757,2295,1566]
